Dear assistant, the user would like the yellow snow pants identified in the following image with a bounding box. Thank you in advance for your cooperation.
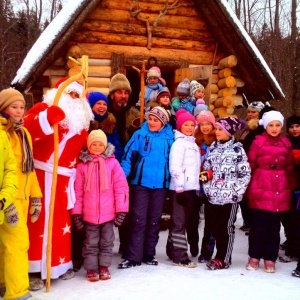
[0,199,30,299]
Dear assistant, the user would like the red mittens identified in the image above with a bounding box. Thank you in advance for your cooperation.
[47,105,65,125]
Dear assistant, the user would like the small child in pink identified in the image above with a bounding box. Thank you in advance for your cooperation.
[72,129,129,282]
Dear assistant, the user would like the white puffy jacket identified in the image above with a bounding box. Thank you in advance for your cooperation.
[169,130,200,192]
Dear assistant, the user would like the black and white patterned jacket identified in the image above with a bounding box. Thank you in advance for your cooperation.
[203,138,251,205]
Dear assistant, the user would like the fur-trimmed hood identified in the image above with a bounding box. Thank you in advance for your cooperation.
[79,143,115,163]
[90,112,116,134]
[194,127,216,146]
[247,118,259,130]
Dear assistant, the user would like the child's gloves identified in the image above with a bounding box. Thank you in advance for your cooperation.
[114,212,127,227]
[73,214,84,231]
[4,203,19,226]
[47,105,66,125]
[199,170,213,183]
[29,197,42,223]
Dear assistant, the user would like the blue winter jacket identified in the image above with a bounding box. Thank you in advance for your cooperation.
[121,121,174,189]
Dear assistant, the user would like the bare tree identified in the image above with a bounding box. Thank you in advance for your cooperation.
[290,0,299,112]
[50,0,62,22]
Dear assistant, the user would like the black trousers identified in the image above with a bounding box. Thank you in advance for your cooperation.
[200,199,215,259]
[186,195,201,248]
[124,186,168,262]
[248,209,286,261]
[205,202,238,263]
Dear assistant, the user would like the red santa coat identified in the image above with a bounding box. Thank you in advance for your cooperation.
[24,103,88,279]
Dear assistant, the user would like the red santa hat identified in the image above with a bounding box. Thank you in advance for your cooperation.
[55,77,83,96]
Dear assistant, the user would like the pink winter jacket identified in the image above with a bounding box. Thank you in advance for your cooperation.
[72,145,129,224]
[247,132,295,212]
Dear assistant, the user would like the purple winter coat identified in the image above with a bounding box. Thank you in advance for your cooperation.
[72,144,129,224]
[247,132,295,212]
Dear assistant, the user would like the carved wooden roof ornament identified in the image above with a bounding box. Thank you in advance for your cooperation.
[130,0,186,50]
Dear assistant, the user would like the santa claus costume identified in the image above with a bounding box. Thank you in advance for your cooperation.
[24,81,93,280]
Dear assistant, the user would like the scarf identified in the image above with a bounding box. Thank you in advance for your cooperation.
[93,111,108,122]
[85,155,109,193]
[145,83,163,102]
[14,120,34,173]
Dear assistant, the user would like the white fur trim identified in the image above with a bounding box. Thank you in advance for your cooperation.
[64,81,83,95]
[39,110,54,135]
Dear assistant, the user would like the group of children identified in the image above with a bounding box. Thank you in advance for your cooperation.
[0,72,299,298]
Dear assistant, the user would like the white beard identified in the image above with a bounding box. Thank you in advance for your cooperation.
[43,89,94,134]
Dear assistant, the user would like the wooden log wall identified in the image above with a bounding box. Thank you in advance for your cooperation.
[69,0,225,69]
[44,57,112,95]
[36,0,249,103]
[209,55,246,118]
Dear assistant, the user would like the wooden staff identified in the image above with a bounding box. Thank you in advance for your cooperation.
[132,59,148,124]
[46,55,89,292]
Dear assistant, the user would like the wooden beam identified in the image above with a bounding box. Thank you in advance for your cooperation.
[89,8,207,31]
[73,31,216,52]
[100,0,196,17]
[80,21,215,43]
[74,43,223,65]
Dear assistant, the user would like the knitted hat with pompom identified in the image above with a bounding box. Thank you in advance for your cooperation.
[176,78,190,95]
[216,117,245,137]
[190,80,204,98]
[149,106,170,127]
[176,109,196,131]
[258,111,284,129]
[196,110,215,127]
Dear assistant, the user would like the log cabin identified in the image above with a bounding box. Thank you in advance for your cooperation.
[11,0,285,117]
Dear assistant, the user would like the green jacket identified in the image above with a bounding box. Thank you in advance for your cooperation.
[0,130,18,224]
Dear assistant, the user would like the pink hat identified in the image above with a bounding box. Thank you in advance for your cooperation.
[176,109,196,131]
[196,110,216,127]
[147,66,166,86]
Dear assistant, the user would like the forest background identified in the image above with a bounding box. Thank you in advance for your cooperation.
[1,0,300,115]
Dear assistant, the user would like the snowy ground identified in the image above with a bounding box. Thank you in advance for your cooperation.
[30,210,300,300]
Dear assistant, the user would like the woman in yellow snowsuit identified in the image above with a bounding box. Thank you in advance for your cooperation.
[0,88,42,299]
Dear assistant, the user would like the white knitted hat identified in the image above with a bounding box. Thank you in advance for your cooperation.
[259,111,284,128]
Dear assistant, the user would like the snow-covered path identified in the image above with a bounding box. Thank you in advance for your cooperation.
[31,210,299,300]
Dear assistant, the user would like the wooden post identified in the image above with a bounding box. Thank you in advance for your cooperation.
[46,55,88,292]
[132,60,148,126]
[140,60,147,124]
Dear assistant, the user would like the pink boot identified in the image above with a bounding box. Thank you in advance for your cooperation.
[246,258,260,270]
[264,260,276,273]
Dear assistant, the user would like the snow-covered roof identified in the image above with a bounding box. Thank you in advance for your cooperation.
[11,0,86,88]
[11,0,284,100]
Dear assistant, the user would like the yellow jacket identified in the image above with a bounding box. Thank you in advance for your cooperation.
[0,130,18,224]
[0,118,42,202]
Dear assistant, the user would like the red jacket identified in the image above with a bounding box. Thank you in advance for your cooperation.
[247,132,295,212]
